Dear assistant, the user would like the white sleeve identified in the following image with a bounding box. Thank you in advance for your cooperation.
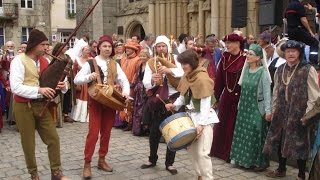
[170,55,184,78]
[143,63,155,90]
[9,57,42,99]
[61,76,68,94]
[173,95,185,111]
[116,63,130,96]
[74,62,92,85]
[199,96,212,125]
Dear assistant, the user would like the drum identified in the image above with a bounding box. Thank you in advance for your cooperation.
[159,112,197,151]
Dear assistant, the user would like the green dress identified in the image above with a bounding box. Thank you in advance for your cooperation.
[230,67,269,168]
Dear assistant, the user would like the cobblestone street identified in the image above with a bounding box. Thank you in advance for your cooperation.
[0,123,303,180]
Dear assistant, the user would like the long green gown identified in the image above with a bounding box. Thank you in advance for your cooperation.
[230,67,269,168]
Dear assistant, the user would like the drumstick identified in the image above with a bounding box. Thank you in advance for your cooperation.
[187,128,204,150]
[156,94,174,114]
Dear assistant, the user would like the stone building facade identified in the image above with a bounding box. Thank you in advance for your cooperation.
[51,0,76,47]
[0,0,51,48]
[77,0,310,42]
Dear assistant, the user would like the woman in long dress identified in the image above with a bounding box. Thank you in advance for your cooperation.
[132,49,150,136]
[230,44,272,170]
[71,45,92,123]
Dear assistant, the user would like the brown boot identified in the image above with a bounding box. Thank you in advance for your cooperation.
[123,123,132,131]
[97,158,113,172]
[82,161,92,179]
[31,172,39,180]
[198,176,202,180]
[51,169,70,180]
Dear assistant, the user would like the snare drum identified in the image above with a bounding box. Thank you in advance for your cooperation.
[159,112,197,151]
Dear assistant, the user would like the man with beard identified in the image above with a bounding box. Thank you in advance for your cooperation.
[141,35,184,175]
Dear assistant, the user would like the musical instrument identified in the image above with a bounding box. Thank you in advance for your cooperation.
[149,53,180,88]
[88,84,132,111]
[88,59,132,111]
[40,53,72,93]
[39,0,102,117]
[159,112,197,151]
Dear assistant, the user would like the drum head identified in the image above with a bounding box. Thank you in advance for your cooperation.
[159,112,188,130]
[168,128,197,151]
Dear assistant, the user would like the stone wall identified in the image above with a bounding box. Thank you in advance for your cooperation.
[1,0,51,47]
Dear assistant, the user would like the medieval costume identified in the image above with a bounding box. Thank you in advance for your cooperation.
[301,96,320,180]
[119,41,141,131]
[71,39,91,123]
[263,40,319,180]
[10,29,69,180]
[74,35,130,179]
[209,34,246,161]
[132,50,150,136]
[172,50,219,180]
[230,44,272,170]
[141,35,184,175]
[192,46,216,81]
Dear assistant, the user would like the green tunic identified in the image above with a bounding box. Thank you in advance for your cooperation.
[230,67,269,168]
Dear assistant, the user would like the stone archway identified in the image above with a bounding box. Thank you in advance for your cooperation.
[126,21,146,40]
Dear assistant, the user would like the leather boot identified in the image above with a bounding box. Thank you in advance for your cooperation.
[198,176,202,180]
[51,169,70,180]
[82,161,92,179]
[97,157,113,172]
[123,122,132,131]
[30,172,39,180]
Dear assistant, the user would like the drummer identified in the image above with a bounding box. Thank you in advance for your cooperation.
[166,49,219,180]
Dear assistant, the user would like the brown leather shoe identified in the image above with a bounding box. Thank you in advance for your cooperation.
[266,169,286,178]
[51,170,70,180]
[198,176,202,180]
[82,162,92,180]
[63,116,74,123]
[31,172,39,180]
[97,158,113,172]
[122,123,132,131]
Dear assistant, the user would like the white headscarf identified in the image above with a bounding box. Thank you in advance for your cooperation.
[65,38,88,62]
[238,48,272,85]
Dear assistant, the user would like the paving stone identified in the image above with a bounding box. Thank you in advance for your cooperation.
[0,123,307,180]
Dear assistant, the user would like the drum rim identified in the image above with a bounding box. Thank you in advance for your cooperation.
[168,128,197,151]
[159,112,189,129]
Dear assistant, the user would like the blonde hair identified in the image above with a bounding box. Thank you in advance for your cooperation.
[139,48,151,58]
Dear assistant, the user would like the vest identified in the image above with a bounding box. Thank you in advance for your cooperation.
[14,54,49,102]
[184,89,216,112]
[87,58,117,86]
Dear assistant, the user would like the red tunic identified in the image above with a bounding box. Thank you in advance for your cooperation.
[210,51,246,161]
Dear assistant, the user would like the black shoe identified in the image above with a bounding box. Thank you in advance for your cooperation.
[140,162,156,169]
[166,166,178,175]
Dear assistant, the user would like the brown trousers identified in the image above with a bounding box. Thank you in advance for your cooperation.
[13,100,61,174]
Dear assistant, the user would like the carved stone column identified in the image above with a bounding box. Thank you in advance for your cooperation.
[166,1,171,35]
[247,0,258,36]
[219,0,226,38]
[155,0,160,35]
[211,0,219,36]
[225,0,232,34]
[160,0,166,35]
[182,0,189,34]
[176,0,182,35]
[149,0,156,35]
[170,0,177,37]
[198,0,205,43]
